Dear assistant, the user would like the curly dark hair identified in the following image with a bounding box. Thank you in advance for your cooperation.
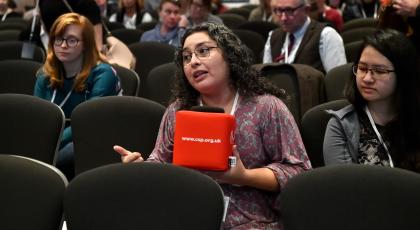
[344,28,420,171]
[172,23,286,110]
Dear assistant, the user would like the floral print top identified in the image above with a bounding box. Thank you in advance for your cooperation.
[357,111,391,167]
[147,94,312,229]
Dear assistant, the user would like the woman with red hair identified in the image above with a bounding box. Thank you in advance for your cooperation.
[34,13,121,179]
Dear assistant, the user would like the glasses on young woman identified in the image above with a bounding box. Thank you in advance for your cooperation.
[352,64,395,80]
[54,37,80,48]
[181,46,218,65]
[272,4,304,17]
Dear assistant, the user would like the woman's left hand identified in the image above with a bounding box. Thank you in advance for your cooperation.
[204,145,249,186]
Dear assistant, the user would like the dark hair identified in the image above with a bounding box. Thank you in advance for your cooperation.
[189,0,212,11]
[172,23,286,110]
[345,28,420,171]
[159,0,181,10]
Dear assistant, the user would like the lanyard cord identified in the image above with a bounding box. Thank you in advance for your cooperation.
[364,106,394,167]
[199,91,239,116]
[51,88,73,108]
[361,2,378,18]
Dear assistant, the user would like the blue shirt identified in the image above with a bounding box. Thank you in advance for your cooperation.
[140,23,184,47]
[34,63,121,147]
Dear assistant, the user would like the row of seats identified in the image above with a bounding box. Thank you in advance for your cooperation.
[0,17,376,65]
[0,94,165,174]
[3,154,420,230]
[0,58,352,120]
[0,154,224,230]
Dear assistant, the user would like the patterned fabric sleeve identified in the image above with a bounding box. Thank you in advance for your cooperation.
[146,102,178,163]
[258,96,312,189]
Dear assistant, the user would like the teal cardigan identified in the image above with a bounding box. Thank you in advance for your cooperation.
[34,63,121,148]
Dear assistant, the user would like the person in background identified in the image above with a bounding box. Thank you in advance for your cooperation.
[341,0,381,21]
[263,0,346,73]
[34,13,121,179]
[211,0,228,14]
[0,0,21,21]
[323,29,420,172]
[392,0,419,52]
[185,0,223,26]
[109,0,154,29]
[249,0,275,22]
[39,0,104,52]
[140,0,187,46]
[115,23,311,229]
[309,0,344,31]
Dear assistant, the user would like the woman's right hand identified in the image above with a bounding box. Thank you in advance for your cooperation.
[113,145,144,163]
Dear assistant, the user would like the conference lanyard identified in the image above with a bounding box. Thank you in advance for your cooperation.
[199,91,239,115]
[364,106,394,167]
[361,3,378,19]
[51,89,73,108]
[1,9,12,21]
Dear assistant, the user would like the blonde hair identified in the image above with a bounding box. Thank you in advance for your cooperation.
[44,13,106,92]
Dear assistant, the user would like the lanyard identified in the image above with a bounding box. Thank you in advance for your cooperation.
[1,9,12,21]
[364,106,394,167]
[51,89,73,108]
[199,91,239,115]
[361,2,378,19]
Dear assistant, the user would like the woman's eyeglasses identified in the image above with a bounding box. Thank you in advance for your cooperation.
[54,37,80,48]
[352,64,395,80]
[272,4,304,17]
[181,46,218,65]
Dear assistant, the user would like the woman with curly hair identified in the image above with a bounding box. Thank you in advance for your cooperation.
[35,13,121,179]
[115,23,311,229]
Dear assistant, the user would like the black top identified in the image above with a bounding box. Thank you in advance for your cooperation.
[39,0,101,33]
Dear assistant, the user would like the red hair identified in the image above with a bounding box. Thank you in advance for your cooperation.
[44,13,107,92]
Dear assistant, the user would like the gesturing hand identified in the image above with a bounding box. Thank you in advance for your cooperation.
[393,0,419,17]
[114,145,144,163]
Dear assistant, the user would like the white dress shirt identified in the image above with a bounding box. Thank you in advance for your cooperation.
[263,17,347,72]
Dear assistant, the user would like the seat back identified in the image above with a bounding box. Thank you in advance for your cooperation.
[342,18,378,32]
[0,29,21,41]
[224,7,252,19]
[255,63,325,125]
[105,21,124,31]
[71,96,166,175]
[136,20,158,31]
[113,64,140,96]
[345,40,363,63]
[236,21,278,41]
[233,29,265,64]
[0,21,28,31]
[281,164,420,230]
[0,59,42,95]
[129,41,176,96]
[300,99,349,167]
[0,94,65,165]
[145,62,176,107]
[111,28,143,45]
[219,13,247,29]
[255,63,301,123]
[65,163,224,230]
[0,40,45,62]
[340,27,377,44]
[324,63,353,102]
[0,155,67,230]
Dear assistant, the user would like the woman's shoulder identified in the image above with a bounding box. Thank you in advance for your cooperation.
[326,104,355,120]
[88,63,118,81]
[91,63,115,74]
[35,68,49,83]
[251,94,287,107]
